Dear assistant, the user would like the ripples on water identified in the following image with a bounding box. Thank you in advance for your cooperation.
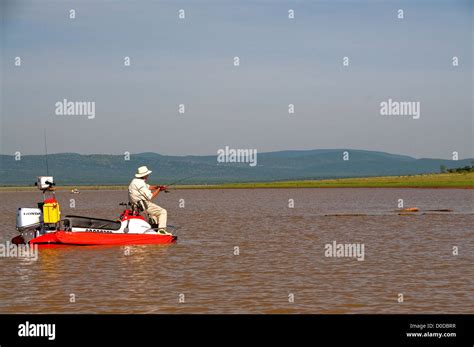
[0,189,472,313]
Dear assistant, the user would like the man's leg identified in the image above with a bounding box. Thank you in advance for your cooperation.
[146,202,167,229]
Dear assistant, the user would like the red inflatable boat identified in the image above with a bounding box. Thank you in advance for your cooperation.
[12,177,177,246]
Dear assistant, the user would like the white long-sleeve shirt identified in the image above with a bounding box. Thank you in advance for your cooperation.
[128,178,152,203]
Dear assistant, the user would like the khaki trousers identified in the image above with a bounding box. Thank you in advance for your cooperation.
[146,202,167,229]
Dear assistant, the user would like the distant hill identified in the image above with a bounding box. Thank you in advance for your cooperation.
[0,150,472,185]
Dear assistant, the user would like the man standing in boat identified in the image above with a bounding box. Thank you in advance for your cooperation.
[128,166,169,234]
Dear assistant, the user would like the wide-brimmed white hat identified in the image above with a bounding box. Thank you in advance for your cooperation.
[135,166,152,178]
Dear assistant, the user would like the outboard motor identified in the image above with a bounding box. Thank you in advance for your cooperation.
[15,176,60,234]
[16,208,42,231]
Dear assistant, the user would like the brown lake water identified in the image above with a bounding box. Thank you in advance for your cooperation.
[0,188,472,313]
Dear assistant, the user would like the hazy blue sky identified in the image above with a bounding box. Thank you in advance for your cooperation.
[1,0,472,158]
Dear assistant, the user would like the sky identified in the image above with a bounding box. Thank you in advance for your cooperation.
[1,0,472,159]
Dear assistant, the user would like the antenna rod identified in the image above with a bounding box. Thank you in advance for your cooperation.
[44,129,49,175]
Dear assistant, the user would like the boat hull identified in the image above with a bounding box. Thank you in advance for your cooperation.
[14,231,177,246]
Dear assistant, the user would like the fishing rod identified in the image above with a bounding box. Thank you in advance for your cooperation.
[157,174,201,193]
[43,129,49,175]
[167,174,200,187]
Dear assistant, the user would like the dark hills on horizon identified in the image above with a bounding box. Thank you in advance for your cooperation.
[0,149,472,185]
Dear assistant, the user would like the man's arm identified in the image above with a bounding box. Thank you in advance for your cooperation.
[151,188,160,199]
[149,184,167,191]
[137,181,153,201]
